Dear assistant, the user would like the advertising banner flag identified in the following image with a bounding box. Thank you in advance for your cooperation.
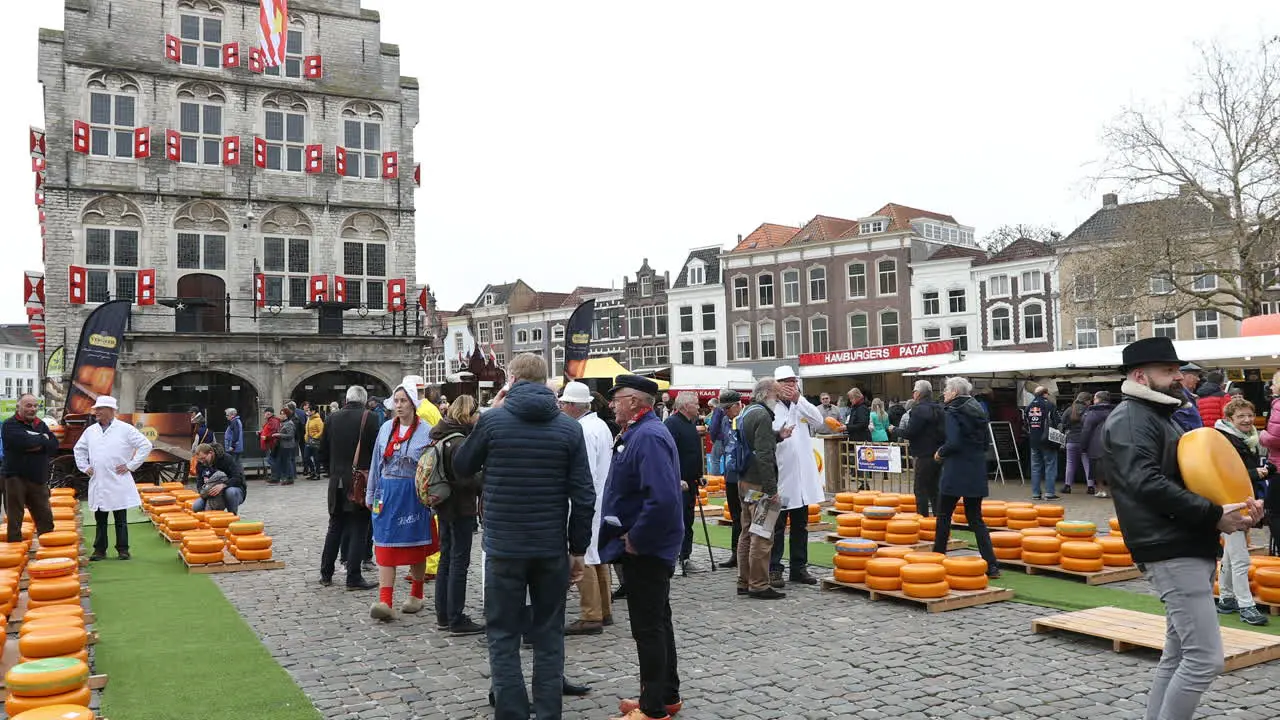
[66,300,132,415]
[561,299,595,383]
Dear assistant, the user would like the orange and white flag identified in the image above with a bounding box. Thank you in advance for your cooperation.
[259,0,288,66]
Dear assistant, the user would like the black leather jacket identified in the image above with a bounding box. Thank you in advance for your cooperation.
[1103,383,1223,565]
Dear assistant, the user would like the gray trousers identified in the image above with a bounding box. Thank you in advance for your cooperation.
[1143,557,1225,720]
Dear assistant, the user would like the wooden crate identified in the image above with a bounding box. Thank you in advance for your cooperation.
[819,577,1013,613]
[824,534,966,553]
[997,557,1142,586]
[180,549,284,574]
[1032,606,1280,672]
[717,517,830,532]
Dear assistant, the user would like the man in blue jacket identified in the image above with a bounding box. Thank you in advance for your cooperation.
[453,354,595,720]
[1024,387,1061,501]
[223,408,244,462]
[599,375,685,720]
[1173,363,1206,432]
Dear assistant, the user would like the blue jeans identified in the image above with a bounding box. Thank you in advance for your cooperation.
[485,554,569,720]
[710,440,725,475]
[1029,445,1059,497]
[192,486,245,514]
[302,444,319,477]
[278,449,297,481]
[434,515,476,627]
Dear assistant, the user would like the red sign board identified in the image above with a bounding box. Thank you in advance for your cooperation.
[798,340,955,367]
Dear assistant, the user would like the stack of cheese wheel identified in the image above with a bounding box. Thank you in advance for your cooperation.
[1060,540,1104,572]
[833,492,857,513]
[1006,504,1040,530]
[26,558,82,611]
[704,476,725,494]
[884,517,920,545]
[990,531,1023,561]
[162,512,200,542]
[953,503,967,525]
[10,705,96,720]
[851,492,879,514]
[204,512,240,538]
[1108,517,1122,535]
[34,531,80,562]
[865,557,907,591]
[1096,535,1132,566]
[697,487,709,506]
[943,556,989,591]
[901,560,948,598]
[49,505,77,526]
[1256,560,1280,605]
[835,513,861,538]
[721,503,732,521]
[1035,504,1065,527]
[918,516,937,542]
[874,494,902,513]
[145,494,183,524]
[874,545,914,560]
[227,521,273,561]
[980,501,1008,528]
[806,504,821,526]
[4,657,91,716]
[182,530,226,565]
[833,538,877,584]
[1022,534,1061,566]
[1056,520,1097,542]
[859,507,895,542]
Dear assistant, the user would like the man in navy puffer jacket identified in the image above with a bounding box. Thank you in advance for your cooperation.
[453,353,595,720]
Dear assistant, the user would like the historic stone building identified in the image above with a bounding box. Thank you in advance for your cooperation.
[38,0,424,434]
[622,260,670,372]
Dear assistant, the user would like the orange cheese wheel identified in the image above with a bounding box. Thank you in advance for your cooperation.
[27,597,84,610]
[833,502,856,512]
[990,531,1023,548]
[860,518,888,532]
[902,580,950,598]
[27,558,78,580]
[1006,506,1039,519]
[22,606,83,623]
[35,532,78,548]
[865,575,902,591]
[859,530,886,542]
[1255,567,1280,588]
[9,705,95,720]
[49,488,77,497]
[206,515,238,528]
[873,494,901,507]
[985,517,1008,527]
[1257,586,1280,604]
[980,505,1007,518]
[1178,427,1255,505]
[147,494,177,506]
[50,508,76,522]
[900,563,946,583]
[874,546,913,560]
[152,505,183,515]
[160,482,185,491]
[51,521,78,534]
[1108,518,1122,532]
[834,538,879,556]
[832,568,866,584]
[1097,536,1128,554]
[184,538,225,554]
[918,517,937,531]
[19,617,85,637]
[942,557,987,576]
[883,533,920,545]
[19,628,87,659]
[1007,519,1040,530]
[1035,504,1065,518]
[836,527,861,538]
[834,492,857,504]
[885,519,920,534]
[35,547,81,561]
[1102,553,1133,567]
[233,548,273,561]
[1020,527,1057,537]
[137,485,164,494]
[0,552,26,569]
[1022,551,1061,566]
[835,513,862,528]
[228,521,264,535]
[862,507,896,520]
[865,558,907,577]
[1061,556,1104,573]
[1022,536,1061,553]
[4,657,89,697]
[6,688,92,716]
[183,550,225,564]
[903,552,945,564]
[994,546,1022,560]
[894,512,922,522]
[28,578,81,603]
[946,573,989,591]
[1061,540,1104,560]
[919,530,936,541]
[833,555,869,571]
[1056,521,1097,538]
[1251,556,1280,569]
[19,649,91,667]
[47,497,77,509]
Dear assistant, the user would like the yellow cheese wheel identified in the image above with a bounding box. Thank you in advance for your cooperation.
[1056,521,1097,538]
[833,502,856,512]
[832,568,866,584]
[866,558,908,577]
[859,530,886,542]
[860,518,889,532]
[834,492,857,504]
[50,508,76,521]
[994,546,1022,560]
[27,597,84,610]
[35,547,80,561]
[990,531,1023,548]
[183,538,225,554]
[1096,536,1128,554]
[1108,518,1122,532]
[835,513,862,528]
[1102,552,1133,567]
[48,497,77,509]
[1020,527,1057,537]
[1022,536,1061,553]
[900,563,946,584]
[1255,567,1280,588]
[985,516,1008,527]
[902,580,950,598]
[874,546,914,560]
[151,505,182,515]
[918,530,935,541]
[49,488,77,497]
[51,521,78,534]
[1061,556,1105,573]
[233,548,273,562]
[980,505,1007,518]
[9,705,96,720]
[166,517,198,532]
[1035,504,1065,518]
[885,519,920,534]
[1006,519,1040,530]
[27,578,81,603]
[184,550,225,565]
[19,628,87,659]
[6,688,93,716]
[1060,540,1104,560]
[137,485,164,493]
[946,573,989,591]
[19,617,85,637]
[0,552,26,569]
[228,521,264,535]
[918,517,937,531]
[4,657,89,697]
[22,606,83,623]
[36,532,78,548]
[865,574,902,591]
[883,533,920,545]
[207,515,238,528]
[903,552,945,564]
[1257,586,1280,604]
[942,557,987,576]
[836,526,861,538]
[1022,551,1061,566]
[873,494,901,507]
[235,535,273,551]
[27,558,78,581]
[833,555,869,571]
[1178,427,1255,505]
[1006,507,1039,521]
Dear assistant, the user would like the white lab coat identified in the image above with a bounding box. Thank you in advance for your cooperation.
[73,418,152,512]
[772,396,826,510]
[578,412,615,566]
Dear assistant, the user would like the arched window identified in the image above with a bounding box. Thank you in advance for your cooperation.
[81,196,144,303]
[341,212,390,310]
[176,0,226,69]
[848,313,869,349]
[341,101,385,179]
[758,320,776,359]
[552,345,565,378]
[173,200,229,271]
[260,206,313,308]
[263,92,308,172]
[86,71,140,158]
[265,15,306,79]
[810,315,829,352]
[176,82,225,165]
[990,304,1013,344]
[879,310,900,345]
[1021,301,1046,342]
[757,272,774,307]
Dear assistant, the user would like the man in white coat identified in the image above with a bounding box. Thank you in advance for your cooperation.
[559,381,616,635]
[73,396,152,561]
[769,366,825,587]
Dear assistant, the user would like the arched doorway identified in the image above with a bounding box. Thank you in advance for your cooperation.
[175,273,227,333]
[292,370,390,411]
[144,371,259,435]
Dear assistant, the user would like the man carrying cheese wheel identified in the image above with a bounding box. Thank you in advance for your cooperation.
[1103,337,1264,720]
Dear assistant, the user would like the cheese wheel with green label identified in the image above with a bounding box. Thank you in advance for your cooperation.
[6,687,92,716]
[27,578,81,603]
[1178,427,1255,505]
[229,521,264,535]
[19,628,87,658]
[35,531,77,548]
[27,559,78,580]
[22,606,83,623]
[4,657,89,697]
[1056,521,1097,538]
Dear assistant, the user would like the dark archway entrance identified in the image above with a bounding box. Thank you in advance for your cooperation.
[292,371,390,411]
[175,273,227,333]
[144,370,260,435]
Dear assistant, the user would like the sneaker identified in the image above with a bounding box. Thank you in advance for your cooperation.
[565,619,603,636]
[1217,597,1240,614]
[345,578,378,591]
[1031,495,1043,501]
[117,551,131,561]
[680,558,700,575]
[450,618,487,636]
[436,618,450,631]
[748,587,787,600]
[319,575,334,587]
[769,570,785,588]
[1239,606,1270,626]
[88,552,106,562]
[986,568,1002,579]
[1086,486,1097,496]
[1044,494,1061,500]
[1061,485,1072,494]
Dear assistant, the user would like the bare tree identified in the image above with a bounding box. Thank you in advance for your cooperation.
[981,224,1060,254]
[1077,38,1280,324]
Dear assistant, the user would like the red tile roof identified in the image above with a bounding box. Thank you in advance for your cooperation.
[732,223,800,252]
[532,292,572,310]
[836,203,959,239]
[974,237,1055,266]
[786,215,858,245]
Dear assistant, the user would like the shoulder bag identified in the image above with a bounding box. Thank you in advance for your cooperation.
[347,411,371,506]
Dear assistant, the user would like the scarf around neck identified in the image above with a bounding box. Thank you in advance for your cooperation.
[1214,418,1260,453]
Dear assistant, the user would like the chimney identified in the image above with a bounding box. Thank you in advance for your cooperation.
[1102,193,1118,208]
[1178,183,1195,198]
[737,234,743,243]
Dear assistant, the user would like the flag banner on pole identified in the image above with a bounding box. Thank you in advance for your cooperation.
[562,299,595,383]
[259,0,289,67]
[66,300,132,415]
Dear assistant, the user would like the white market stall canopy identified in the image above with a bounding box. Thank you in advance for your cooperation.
[916,335,1280,379]
[798,353,958,379]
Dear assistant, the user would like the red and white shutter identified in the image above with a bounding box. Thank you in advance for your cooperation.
[381,151,399,179]
[165,129,182,162]
[29,127,46,157]
[222,42,240,68]
[254,273,266,307]
[31,157,46,172]
[413,164,421,187]
[134,127,152,158]
[165,34,181,62]
[24,272,45,316]
[304,144,323,174]
[72,120,90,154]
[304,55,323,79]
[69,265,87,305]
[335,146,347,176]
[34,171,44,190]
[388,279,406,311]
[137,269,157,306]
[333,276,347,303]
[309,274,328,303]
[253,137,268,169]
[222,136,241,165]
[34,191,44,207]
[248,48,265,73]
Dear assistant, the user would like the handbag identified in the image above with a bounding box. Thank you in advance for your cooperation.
[347,410,371,507]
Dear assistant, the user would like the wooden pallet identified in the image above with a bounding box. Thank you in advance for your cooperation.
[997,557,1141,585]
[1032,606,1280,672]
[180,550,284,574]
[713,517,831,533]
[819,578,1013,612]
[823,534,966,553]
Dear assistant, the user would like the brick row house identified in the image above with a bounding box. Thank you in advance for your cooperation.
[666,246,725,369]
[973,238,1059,352]
[622,260,671,373]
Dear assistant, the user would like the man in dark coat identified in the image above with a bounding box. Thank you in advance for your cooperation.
[929,377,999,576]
[1024,387,1060,500]
[453,354,595,720]
[192,443,247,514]
[2,394,58,543]
[316,386,378,590]
[844,388,871,442]
[895,380,946,516]
[665,392,705,576]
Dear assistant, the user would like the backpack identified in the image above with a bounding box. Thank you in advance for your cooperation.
[415,432,463,508]
[724,405,762,476]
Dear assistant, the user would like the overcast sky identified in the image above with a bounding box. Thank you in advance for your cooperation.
[3,1,1277,324]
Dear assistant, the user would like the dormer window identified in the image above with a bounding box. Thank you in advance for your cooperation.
[640,274,653,297]
[860,220,885,235]
[686,262,705,286]
[483,292,495,306]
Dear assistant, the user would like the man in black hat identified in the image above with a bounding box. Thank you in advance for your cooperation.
[598,374,685,720]
[1104,337,1264,720]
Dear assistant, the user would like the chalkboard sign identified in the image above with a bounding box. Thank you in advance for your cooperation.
[988,421,1025,485]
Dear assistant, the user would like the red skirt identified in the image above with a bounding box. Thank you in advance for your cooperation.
[374,544,431,567]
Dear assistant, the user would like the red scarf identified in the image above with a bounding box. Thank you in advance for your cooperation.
[622,407,653,432]
[383,415,419,460]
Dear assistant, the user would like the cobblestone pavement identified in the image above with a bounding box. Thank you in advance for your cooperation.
[213,479,1280,720]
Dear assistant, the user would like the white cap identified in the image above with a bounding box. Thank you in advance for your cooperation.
[560,381,592,404]
[403,375,426,390]
[93,396,118,410]
[773,365,798,381]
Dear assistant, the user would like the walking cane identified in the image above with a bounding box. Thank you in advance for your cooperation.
[696,490,716,571]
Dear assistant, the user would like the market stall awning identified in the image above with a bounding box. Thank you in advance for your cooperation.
[799,353,958,379]
[577,357,632,381]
